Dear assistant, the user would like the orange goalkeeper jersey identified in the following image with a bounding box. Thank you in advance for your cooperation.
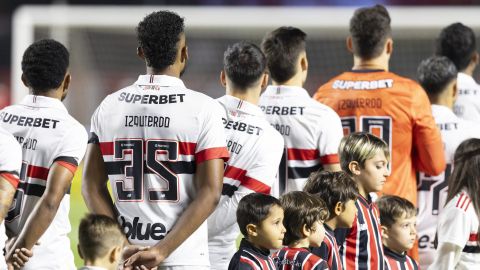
[314,70,445,205]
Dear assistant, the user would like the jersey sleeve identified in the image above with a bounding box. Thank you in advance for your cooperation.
[317,108,342,164]
[88,104,102,144]
[0,134,22,188]
[195,100,229,164]
[411,84,446,175]
[437,203,471,248]
[52,123,88,173]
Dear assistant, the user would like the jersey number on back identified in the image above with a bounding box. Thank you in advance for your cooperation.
[6,161,27,222]
[114,139,179,202]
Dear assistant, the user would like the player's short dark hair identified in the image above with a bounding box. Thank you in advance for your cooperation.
[280,191,329,245]
[21,39,69,94]
[261,26,307,83]
[237,193,282,237]
[349,5,391,59]
[417,56,457,97]
[136,10,185,71]
[304,171,358,220]
[436,23,477,71]
[376,195,416,228]
[223,42,266,90]
[78,214,124,262]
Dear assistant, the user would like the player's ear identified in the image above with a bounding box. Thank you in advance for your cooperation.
[472,51,479,65]
[137,47,145,60]
[180,45,188,64]
[220,70,227,87]
[63,73,71,91]
[385,38,393,56]
[346,36,354,53]
[452,79,458,101]
[348,161,361,176]
[246,224,258,237]
[381,225,388,239]
[334,201,343,216]
[21,73,29,88]
[109,245,122,263]
[77,244,84,260]
[300,53,308,72]
[260,73,269,89]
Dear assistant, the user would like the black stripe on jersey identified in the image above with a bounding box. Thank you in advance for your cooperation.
[370,207,384,267]
[463,245,480,253]
[222,183,238,197]
[105,160,195,175]
[295,251,311,267]
[356,203,369,270]
[0,170,20,177]
[18,182,71,197]
[53,156,79,167]
[288,164,322,179]
[88,132,99,144]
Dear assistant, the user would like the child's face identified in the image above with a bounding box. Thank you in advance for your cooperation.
[383,214,417,254]
[338,199,357,228]
[255,204,286,250]
[357,151,389,194]
[307,220,326,248]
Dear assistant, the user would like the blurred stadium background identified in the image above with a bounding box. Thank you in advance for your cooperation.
[1,0,480,267]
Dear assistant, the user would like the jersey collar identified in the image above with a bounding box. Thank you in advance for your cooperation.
[135,74,186,88]
[19,95,67,112]
[218,95,264,117]
[383,245,407,262]
[264,85,311,98]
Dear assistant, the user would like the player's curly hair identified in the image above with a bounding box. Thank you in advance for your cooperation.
[349,4,391,60]
[417,56,457,97]
[223,42,266,90]
[21,39,69,93]
[136,10,184,71]
[436,23,477,72]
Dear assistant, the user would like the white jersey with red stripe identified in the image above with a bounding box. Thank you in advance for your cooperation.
[433,191,480,269]
[454,72,480,122]
[89,75,229,267]
[258,85,343,194]
[0,95,87,269]
[207,95,283,269]
[0,126,22,269]
[417,105,480,269]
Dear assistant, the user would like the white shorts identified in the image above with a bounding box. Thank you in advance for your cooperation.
[22,235,75,270]
[208,244,236,270]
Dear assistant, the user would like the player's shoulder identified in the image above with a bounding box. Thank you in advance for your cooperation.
[0,127,20,154]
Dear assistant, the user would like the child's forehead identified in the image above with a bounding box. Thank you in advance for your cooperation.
[393,212,416,223]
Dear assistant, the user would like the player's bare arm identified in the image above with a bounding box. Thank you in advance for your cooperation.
[0,176,17,223]
[124,158,224,268]
[6,162,73,267]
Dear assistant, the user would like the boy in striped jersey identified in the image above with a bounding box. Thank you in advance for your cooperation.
[229,193,286,270]
[336,132,389,270]
[304,171,359,270]
[377,196,419,270]
[274,191,330,270]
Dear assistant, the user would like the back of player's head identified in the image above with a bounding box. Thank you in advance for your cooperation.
[304,171,358,219]
[21,39,69,94]
[78,214,124,262]
[376,195,416,228]
[417,56,457,97]
[349,4,391,59]
[237,193,282,237]
[339,132,390,175]
[280,191,329,245]
[436,23,477,71]
[261,26,307,83]
[136,10,185,71]
[223,42,266,90]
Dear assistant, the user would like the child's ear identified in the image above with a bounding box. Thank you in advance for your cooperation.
[109,245,122,263]
[77,244,84,260]
[334,202,343,216]
[381,225,388,239]
[302,224,311,237]
[246,224,258,237]
[348,161,361,176]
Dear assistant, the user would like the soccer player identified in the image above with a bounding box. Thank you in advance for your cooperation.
[336,132,389,270]
[304,171,358,270]
[228,193,285,270]
[436,23,480,122]
[78,214,125,270]
[0,39,87,269]
[273,191,330,270]
[314,4,445,206]
[416,56,480,269]
[0,127,22,268]
[377,196,419,270]
[82,11,229,269]
[429,138,480,269]
[207,42,284,270]
[259,26,343,194]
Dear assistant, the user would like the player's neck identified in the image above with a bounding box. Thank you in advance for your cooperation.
[83,258,112,270]
[272,74,304,88]
[461,63,476,77]
[226,88,260,105]
[29,88,63,101]
[352,56,389,72]
[145,66,180,78]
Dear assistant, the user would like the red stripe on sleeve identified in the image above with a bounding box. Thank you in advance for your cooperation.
[224,166,271,194]
[27,165,49,180]
[469,233,478,242]
[287,148,319,161]
[178,142,196,155]
[456,193,465,208]
[320,153,340,164]
[99,142,114,155]
[55,161,78,174]
[0,173,20,188]
[195,147,229,164]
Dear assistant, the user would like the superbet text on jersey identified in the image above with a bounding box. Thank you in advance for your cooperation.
[0,95,87,269]
[89,75,229,267]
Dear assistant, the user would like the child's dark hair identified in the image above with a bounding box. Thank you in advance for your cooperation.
[447,138,480,244]
[78,214,124,262]
[376,195,416,228]
[237,193,282,237]
[304,171,358,220]
[280,191,329,246]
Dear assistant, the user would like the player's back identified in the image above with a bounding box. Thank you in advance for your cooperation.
[0,95,87,241]
[417,104,480,269]
[453,72,480,122]
[259,85,343,194]
[90,74,228,266]
[315,70,445,205]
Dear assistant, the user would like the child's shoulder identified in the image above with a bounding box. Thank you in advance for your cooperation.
[229,240,276,270]
[274,247,329,270]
